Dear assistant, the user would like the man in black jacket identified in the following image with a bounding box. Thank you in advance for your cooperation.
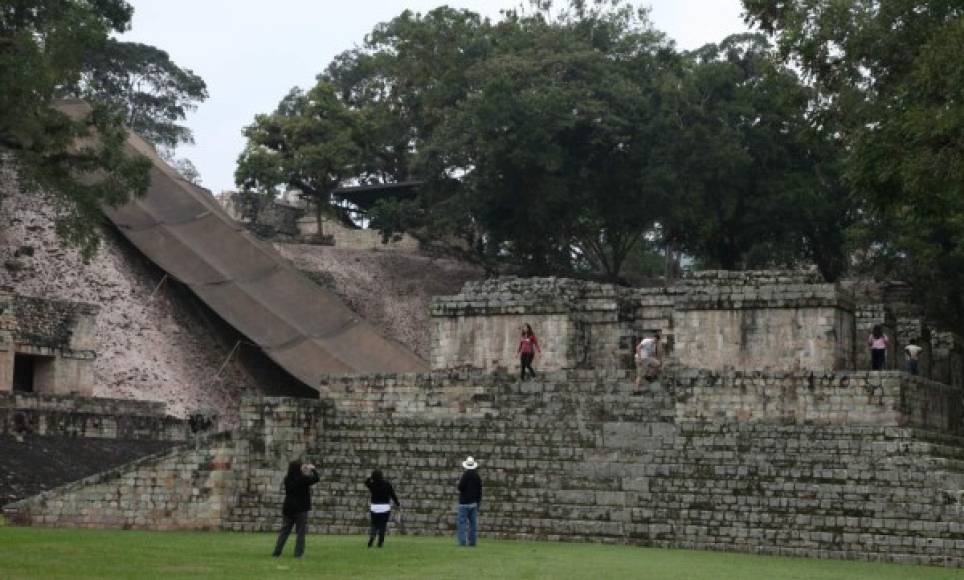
[456,456,482,546]
[272,461,320,558]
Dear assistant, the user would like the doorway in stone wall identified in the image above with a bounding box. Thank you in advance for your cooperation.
[12,353,35,392]
[12,353,53,393]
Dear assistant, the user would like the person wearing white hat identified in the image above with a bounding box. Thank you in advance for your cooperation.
[456,456,482,546]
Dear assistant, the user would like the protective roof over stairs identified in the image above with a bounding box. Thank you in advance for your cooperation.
[55,101,428,390]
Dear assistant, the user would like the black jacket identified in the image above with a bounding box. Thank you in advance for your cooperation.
[365,477,400,506]
[457,469,482,506]
[282,470,320,516]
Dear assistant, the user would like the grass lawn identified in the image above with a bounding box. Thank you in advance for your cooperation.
[2,527,964,580]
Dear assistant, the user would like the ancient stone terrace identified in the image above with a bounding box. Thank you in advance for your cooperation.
[0,292,99,395]
[7,369,964,566]
[431,271,955,381]
[6,271,964,567]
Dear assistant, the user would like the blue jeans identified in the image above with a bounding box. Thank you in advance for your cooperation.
[907,359,919,375]
[457,503,478,546]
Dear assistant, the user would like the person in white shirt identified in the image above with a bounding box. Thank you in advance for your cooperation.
[634,330,661,391]
[905,339,924,376]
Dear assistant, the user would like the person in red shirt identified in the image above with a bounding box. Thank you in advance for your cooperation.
[517,323,541,381]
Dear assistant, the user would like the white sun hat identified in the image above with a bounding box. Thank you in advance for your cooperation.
[462,456,478,470]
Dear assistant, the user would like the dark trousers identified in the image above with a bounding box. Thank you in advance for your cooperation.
[520,352,535,380]
[871,348,886,370]
[273,511,307,557]
[368,511,390,546]
[908,359,920,376]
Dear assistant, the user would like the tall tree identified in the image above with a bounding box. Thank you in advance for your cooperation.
[439,2,677,277]
[237,2,680,280]
[743,0,964,325]
[666,34,850,279]
[69,39,208,153]
[236,7,493,244]
[0,0,151,257]
[235,83,363,216]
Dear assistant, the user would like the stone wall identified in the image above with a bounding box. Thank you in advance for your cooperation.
[5,432,238,529]
[219,191,420,250]
[223,191,302,240]
[431,277,637,372]
[296,216,420,251]
[433,272,856,374]
[0,292,99,395]
[0,392,189,441]
[672,369,963,431]
[10,370,964,566]
[673,275,855,371]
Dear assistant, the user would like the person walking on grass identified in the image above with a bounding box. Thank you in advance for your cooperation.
[272,460,320,559]
[518,323,541,381]
[456,456,482,547]
[905,338,924,376]
[364,469,401,548]
[869,325,889,370]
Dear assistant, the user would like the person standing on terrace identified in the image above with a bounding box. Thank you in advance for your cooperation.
[518,323,541,381]
[869,325,889,370]
[905,338,923,376]
[634,330,662,392]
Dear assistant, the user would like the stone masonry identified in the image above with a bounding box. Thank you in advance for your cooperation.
[0,392,190,441]
[431,277,639,372]
[432,272,858,374]
[8,270,964,567]
[0,292,99,395]
[9,369,964,566]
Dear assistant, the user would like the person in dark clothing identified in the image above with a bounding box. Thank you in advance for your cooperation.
[456,456,482,546]
[364,469,401,548]
[272,461,320,558]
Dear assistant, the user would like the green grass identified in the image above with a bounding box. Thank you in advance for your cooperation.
[2,528,964,580]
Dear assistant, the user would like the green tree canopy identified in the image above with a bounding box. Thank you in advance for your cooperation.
[237,2,682,279]
[0,0,151,257]
[437,2,678,277]
[743,0,964,327]
[236,0,853,282]
[69,38,209,153]
[235,82,363,205]
[666,34,851,280]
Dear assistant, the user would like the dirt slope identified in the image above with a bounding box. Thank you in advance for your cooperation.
[275,244,483,360]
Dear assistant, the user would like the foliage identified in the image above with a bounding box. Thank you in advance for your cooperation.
[439,2,678,278]
[160,149,202,185]
[667,34,851,280]
[237,0,858,282]
[743,0,964,326]
[68,39,208,153]
[237,2,681,280]
[235,83,362,212]
[0,0,151,258]
[0,529,956,580]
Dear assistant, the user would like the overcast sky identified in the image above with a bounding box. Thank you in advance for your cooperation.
[121,1,750,194]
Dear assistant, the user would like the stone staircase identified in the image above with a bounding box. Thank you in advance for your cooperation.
[225,371,677,539]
